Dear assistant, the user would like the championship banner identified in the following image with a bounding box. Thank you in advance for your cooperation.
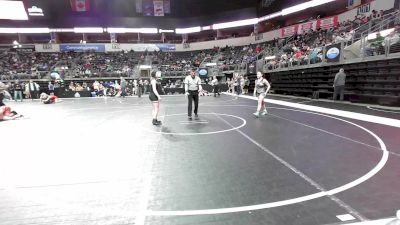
[357,3,371,15]
[316,16,338,30]
[348,0,361,9]
[164,0,170,14]
[143,0,154,16]
[153,0,164,16]
[281,25,298,38]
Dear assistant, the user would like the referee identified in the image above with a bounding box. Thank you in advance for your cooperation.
[184,69,202,120]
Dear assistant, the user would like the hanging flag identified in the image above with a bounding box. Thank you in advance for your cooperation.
[143,0,154,16]
[136,0,143,13]
[153,0,164,16]
[70,0,90,12]
[164,0,170,14]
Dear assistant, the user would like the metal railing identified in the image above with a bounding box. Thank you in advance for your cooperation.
[351,10,400,44]
[264,38,400,73]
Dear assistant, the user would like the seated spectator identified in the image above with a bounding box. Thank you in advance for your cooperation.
[383,31,400,47]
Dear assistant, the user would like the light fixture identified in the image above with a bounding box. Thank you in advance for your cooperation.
[212,18,258,30]
[0,28,50,33]
[28,6,44,16]
[175,27,201,34]
[281,0,336,16]
[258,12,282,22]
[73,27,104,33]
[18,28,50,33]
[0,1,28,20]
[107,28,158,34]
[159,29,175,33]
[202,26,211,31]
[49,28,75,32]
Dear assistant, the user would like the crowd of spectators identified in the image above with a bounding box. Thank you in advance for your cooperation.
[1,9,399,81]
[263,9,400,71]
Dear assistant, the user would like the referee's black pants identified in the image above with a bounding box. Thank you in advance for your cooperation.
[188,90,199,116]
[213,85,220,97]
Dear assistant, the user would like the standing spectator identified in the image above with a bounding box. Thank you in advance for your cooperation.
[120,77,127,98]
[14,80,23,102]
[333,68,346,101]
[26,80,40,100]
[243,76,250,94]
[133,80,138,96]
[48,81,54,94]
[239,75,245,95]
[138,79,143,98]
[143,79,149,94]
[211,76,220,97]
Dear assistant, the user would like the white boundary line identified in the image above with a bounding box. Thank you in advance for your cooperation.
[134,107,388,217]
[224,93,400,128]
[366,106,400,114]
[140,113,246,136]
[4,98,391,219]
[214,112,366,220]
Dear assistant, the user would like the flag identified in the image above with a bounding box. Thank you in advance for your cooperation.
[136,0,142,13]
[164,0,170,14]
[143,0,154,16]
[70,0,90,12]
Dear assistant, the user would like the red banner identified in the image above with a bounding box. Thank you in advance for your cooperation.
[299,22,314,33]
[316,16,338,30]
[281,25,298,38]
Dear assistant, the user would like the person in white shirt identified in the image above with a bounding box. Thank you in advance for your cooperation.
[184,69,202,120]
[253,72,271,117]
[211,76,220,97]
[26,80,40,100]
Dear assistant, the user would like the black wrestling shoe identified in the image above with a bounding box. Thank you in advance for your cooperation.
[188,115,192,120]
[152,119,161,126]
[156,120,162,125]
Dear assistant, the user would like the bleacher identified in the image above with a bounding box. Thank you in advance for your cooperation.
[269,58,400,106]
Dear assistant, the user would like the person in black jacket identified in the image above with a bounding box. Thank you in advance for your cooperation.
[14,80,23,102]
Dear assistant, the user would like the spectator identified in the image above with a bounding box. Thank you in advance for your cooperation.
[333,68,346,101]
[48,81,54,94]
[14,80,23,102]
[26,80,40,100]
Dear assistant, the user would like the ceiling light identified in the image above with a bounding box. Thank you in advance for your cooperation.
[73,27,104,33]
[0,1,28,20]
[212,18,258,30]
[175,27,201,34]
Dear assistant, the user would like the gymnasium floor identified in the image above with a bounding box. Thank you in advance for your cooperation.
[0,94,399,225]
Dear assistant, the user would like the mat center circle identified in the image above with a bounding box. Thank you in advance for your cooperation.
[142,113,247,135]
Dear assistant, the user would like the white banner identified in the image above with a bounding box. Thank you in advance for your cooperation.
[105,43,175,52]
[35,44,60,52]
[153,0,164,16]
